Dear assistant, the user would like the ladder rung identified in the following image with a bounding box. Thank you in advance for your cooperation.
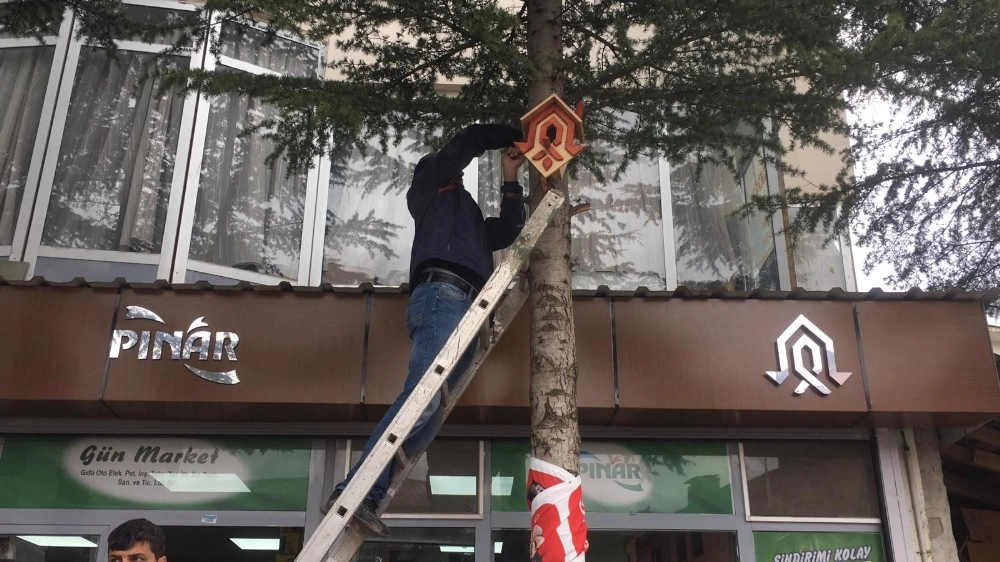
[394,448,408,467]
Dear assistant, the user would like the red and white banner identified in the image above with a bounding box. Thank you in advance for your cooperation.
[527,457,588,562]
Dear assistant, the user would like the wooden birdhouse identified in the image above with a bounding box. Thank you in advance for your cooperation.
[515,93,585,179]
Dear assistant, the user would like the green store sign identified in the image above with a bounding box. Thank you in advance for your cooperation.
[0,436,310,510]
[754,532,885,562]
[491,440,732,514]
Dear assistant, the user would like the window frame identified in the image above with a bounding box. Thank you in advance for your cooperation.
[738,441,883,524]
[171,10,325,286]
[18,0,202,282]
[0,9,74,260]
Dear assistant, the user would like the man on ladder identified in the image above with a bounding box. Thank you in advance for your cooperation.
[321,123,528,537]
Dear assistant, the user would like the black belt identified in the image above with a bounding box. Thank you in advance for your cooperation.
[413,267,478,298]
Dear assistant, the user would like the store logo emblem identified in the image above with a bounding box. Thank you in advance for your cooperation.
[109,306,240,385]
[765,314,851,396]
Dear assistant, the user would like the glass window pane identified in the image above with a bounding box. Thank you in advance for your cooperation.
[120,6,197,45]
[787,206,848,290]
[0,4,62,38]
[492,441,732,514]
[743,441,880,518]
[0,46,55,245]
[220,22,318,77]
[571,145,666,290]
[0,534,99,561]
[354,528,475,561]
[493,530,737,562]
[322,136,418,286]
[41,48,185,253]
[478,146,667,291]
[740,155,780,289]
[190,92,307,280]
[670,155,778,290]
[161,526,304,561]
[0,436,311,510]
[350,439,480,515]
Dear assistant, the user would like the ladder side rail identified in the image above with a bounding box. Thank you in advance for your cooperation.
[297,190,563,562]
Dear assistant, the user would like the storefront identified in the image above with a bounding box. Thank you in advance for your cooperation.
[0,281,998,562]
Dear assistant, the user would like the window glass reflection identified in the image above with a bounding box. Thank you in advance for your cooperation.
[0,534,98,561]
[219,23,318,77]
[119,6,198,45]
[0,46,55,245]
[479,145,666,291]
[787,206,848,289]
[493,530,737,562]
[350,439,480,515]
[322,135,418,285]
[160,526,304,562]
[190,91,307,279]
[670,154,778,290]
[742,441,879,518]
[354,527,475,562]
[41,48,185,253]
[492,441,732,514]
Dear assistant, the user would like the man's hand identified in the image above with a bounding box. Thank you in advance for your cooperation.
[502,146,526,182]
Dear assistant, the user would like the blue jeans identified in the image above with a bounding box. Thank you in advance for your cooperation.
[335,281,478,506]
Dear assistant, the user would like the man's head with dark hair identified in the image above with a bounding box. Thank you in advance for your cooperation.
[108,518,166,562]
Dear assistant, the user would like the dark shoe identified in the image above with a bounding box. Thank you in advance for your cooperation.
[320,488,340,515]
[320,489,390,537]
[353,498,391,537]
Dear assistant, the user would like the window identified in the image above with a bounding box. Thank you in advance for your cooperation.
[479,143,667,291]
[180,21,322,285]
[493,530,737,562]
[320,134,420,286]
[478,137,785,292]
[0,534,98,561]
[354,527,475,561]
[669,152,779,291]
[348,439,481,516]
[787,206,850,290]
[0,6,67,255]
[8,3,323,284]
[21,1,200,282]
[161,525,304,561]
[0,44,55,249]
[741,441,880,519]
[491,440,732,514]
[39,47,186,253]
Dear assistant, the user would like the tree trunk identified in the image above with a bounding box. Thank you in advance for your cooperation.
[526,0,581,477]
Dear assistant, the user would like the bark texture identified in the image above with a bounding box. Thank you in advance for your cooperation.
[526,0,581,476]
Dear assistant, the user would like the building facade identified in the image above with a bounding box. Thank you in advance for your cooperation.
[1,2,998,562]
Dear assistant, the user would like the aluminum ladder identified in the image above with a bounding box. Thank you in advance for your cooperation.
[296,189,564,562]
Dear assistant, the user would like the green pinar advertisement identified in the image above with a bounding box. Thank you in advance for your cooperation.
[754,532,885,562]
[491,440,732,514]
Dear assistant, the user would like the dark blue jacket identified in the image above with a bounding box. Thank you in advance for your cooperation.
[407,124,526,290]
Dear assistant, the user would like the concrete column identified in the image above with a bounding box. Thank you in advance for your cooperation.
[912,428,961,562]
